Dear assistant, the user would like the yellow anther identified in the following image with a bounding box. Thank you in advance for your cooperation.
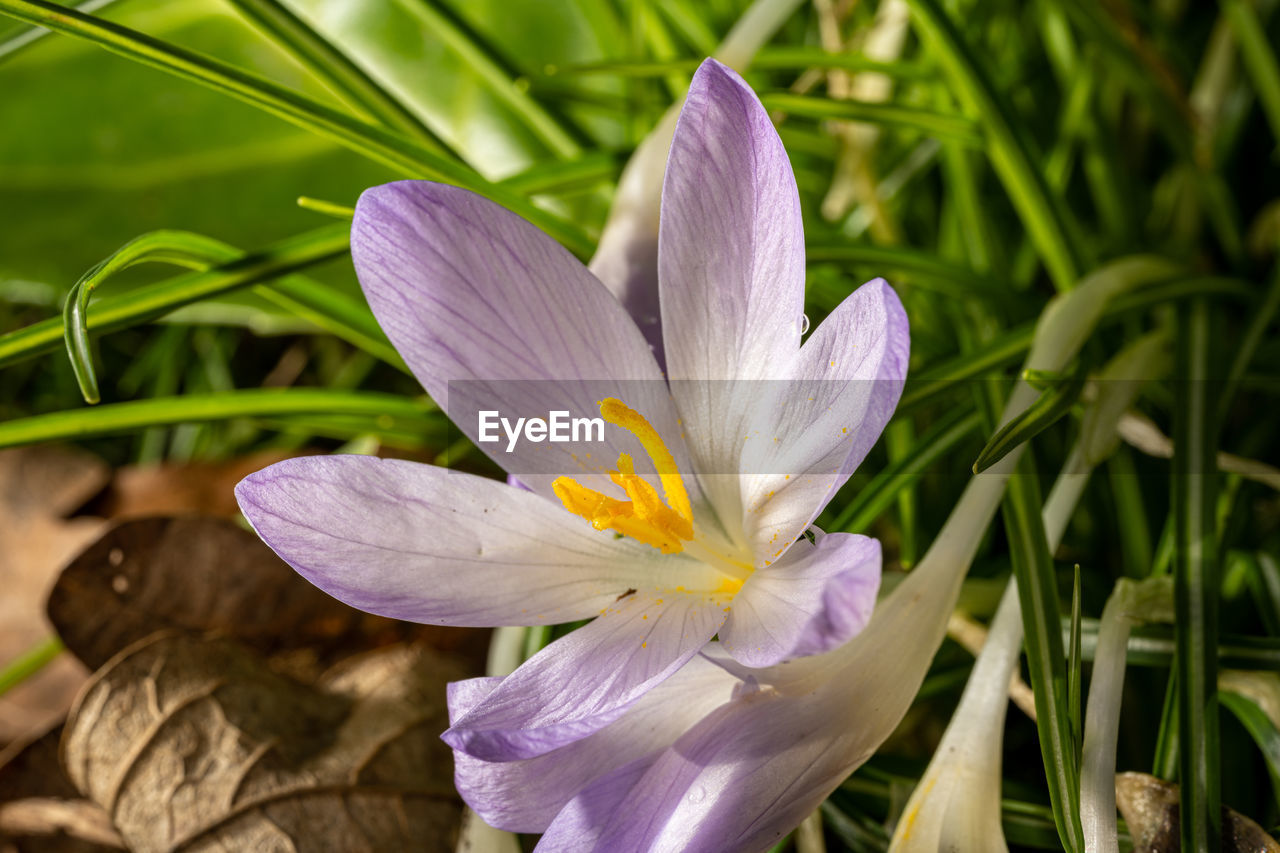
[552,397,695,555]
[598,397,692,525]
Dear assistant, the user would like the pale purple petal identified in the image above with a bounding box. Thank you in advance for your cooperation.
[442,589,727,761]
[719,531,881,666]
[659,59,806,525]
[539,688,853,853]
[448,655,737,832]
[742,278,909,558]
[235,455,671,626]
[351,180,687,503]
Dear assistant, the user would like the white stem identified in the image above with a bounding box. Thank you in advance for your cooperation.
[1079,587,1133,853]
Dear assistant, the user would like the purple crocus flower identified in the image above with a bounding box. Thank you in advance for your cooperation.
[235,58,909,763]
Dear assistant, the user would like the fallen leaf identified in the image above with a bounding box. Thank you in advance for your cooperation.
[95,452,296,520]
[0,726,120,853]
[47,516,485,675]
[0,448,109,745]
[63,633,467,853]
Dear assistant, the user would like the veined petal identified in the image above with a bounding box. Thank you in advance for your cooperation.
[351,180,688,503]
[719,531,881,666]
[442,589,727,761]
[449,655,737,833]
[235,455,671,626]
[538,687,849,853]
[659,59,806,530]
[743,278,909,558]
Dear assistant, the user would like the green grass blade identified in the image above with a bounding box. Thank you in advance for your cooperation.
[0,389,437,449]
[1224,0,1280,146]
[760,92,983,147]
[1004,457,1086,853]
[806,244,1005,301]
[972,367,1085,473]
[63,230,245,404]
[1173,297,1221,853]
[828,407,981,533]
[0,224,351,369]
[904,0,1087,291]
[0,0,114,61]
[1219,689,1280,810]
[224,0,439,144]
[1069,564,1083,754]
[0,636,64,697]
[58,228,407,401]
[385,0,583,158]
[0,0,593,256]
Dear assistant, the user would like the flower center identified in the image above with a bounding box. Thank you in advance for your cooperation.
[552,397,694,555]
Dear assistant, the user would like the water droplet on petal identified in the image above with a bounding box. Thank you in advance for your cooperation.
[688,785,706,804]
[798,314,810,335]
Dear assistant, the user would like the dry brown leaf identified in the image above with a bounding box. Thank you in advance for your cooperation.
[0,448,109,745]
[0,727,120,853]
[1115,771,1280,852]
[47,516,484,675]
[63,633,467,853]
[96,452,295,520]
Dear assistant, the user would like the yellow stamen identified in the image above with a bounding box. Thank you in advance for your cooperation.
[599,398,692,523]
[552,397,694,554]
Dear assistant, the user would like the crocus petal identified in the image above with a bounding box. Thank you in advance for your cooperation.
[743,278,909,558]
[235,455,680,626]
[443,589,727,761]
[449,654,738,833]
[351,180,688,503]
[538,685,847,853]
[659,59,806,529]
[719,531,881,666]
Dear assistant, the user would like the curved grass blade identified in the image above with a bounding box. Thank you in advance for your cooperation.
[0,0,593,256]
[904,0,1087,291]
[0,224,350,369]
[61,229,408,403]
[972,366,1085,473]
[1219,688,1280,810]
[225,0,439,144]
[1076,623,1280,671]
[760,92,983,147]
[1173,297,1221,853]
[0,389,437,449]
[63,231,247,403]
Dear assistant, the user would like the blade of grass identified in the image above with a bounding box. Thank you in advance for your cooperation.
[0,636,64,697]
[223,0,438,144]
[828,407,981,533]
[1223,0,1280,146]
[0,224,350,369]
[972,367,1086,473]
[904,0,1088,291]
[760,92,983,147]
[0,389,438,449]
[1219,689,1280,810]
[1004,455,1086,853]
[385,0,583,158]
[60,229,404,403]
[0,0,593,256]
[0,0,114,61]
[1173,296,1221,853]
